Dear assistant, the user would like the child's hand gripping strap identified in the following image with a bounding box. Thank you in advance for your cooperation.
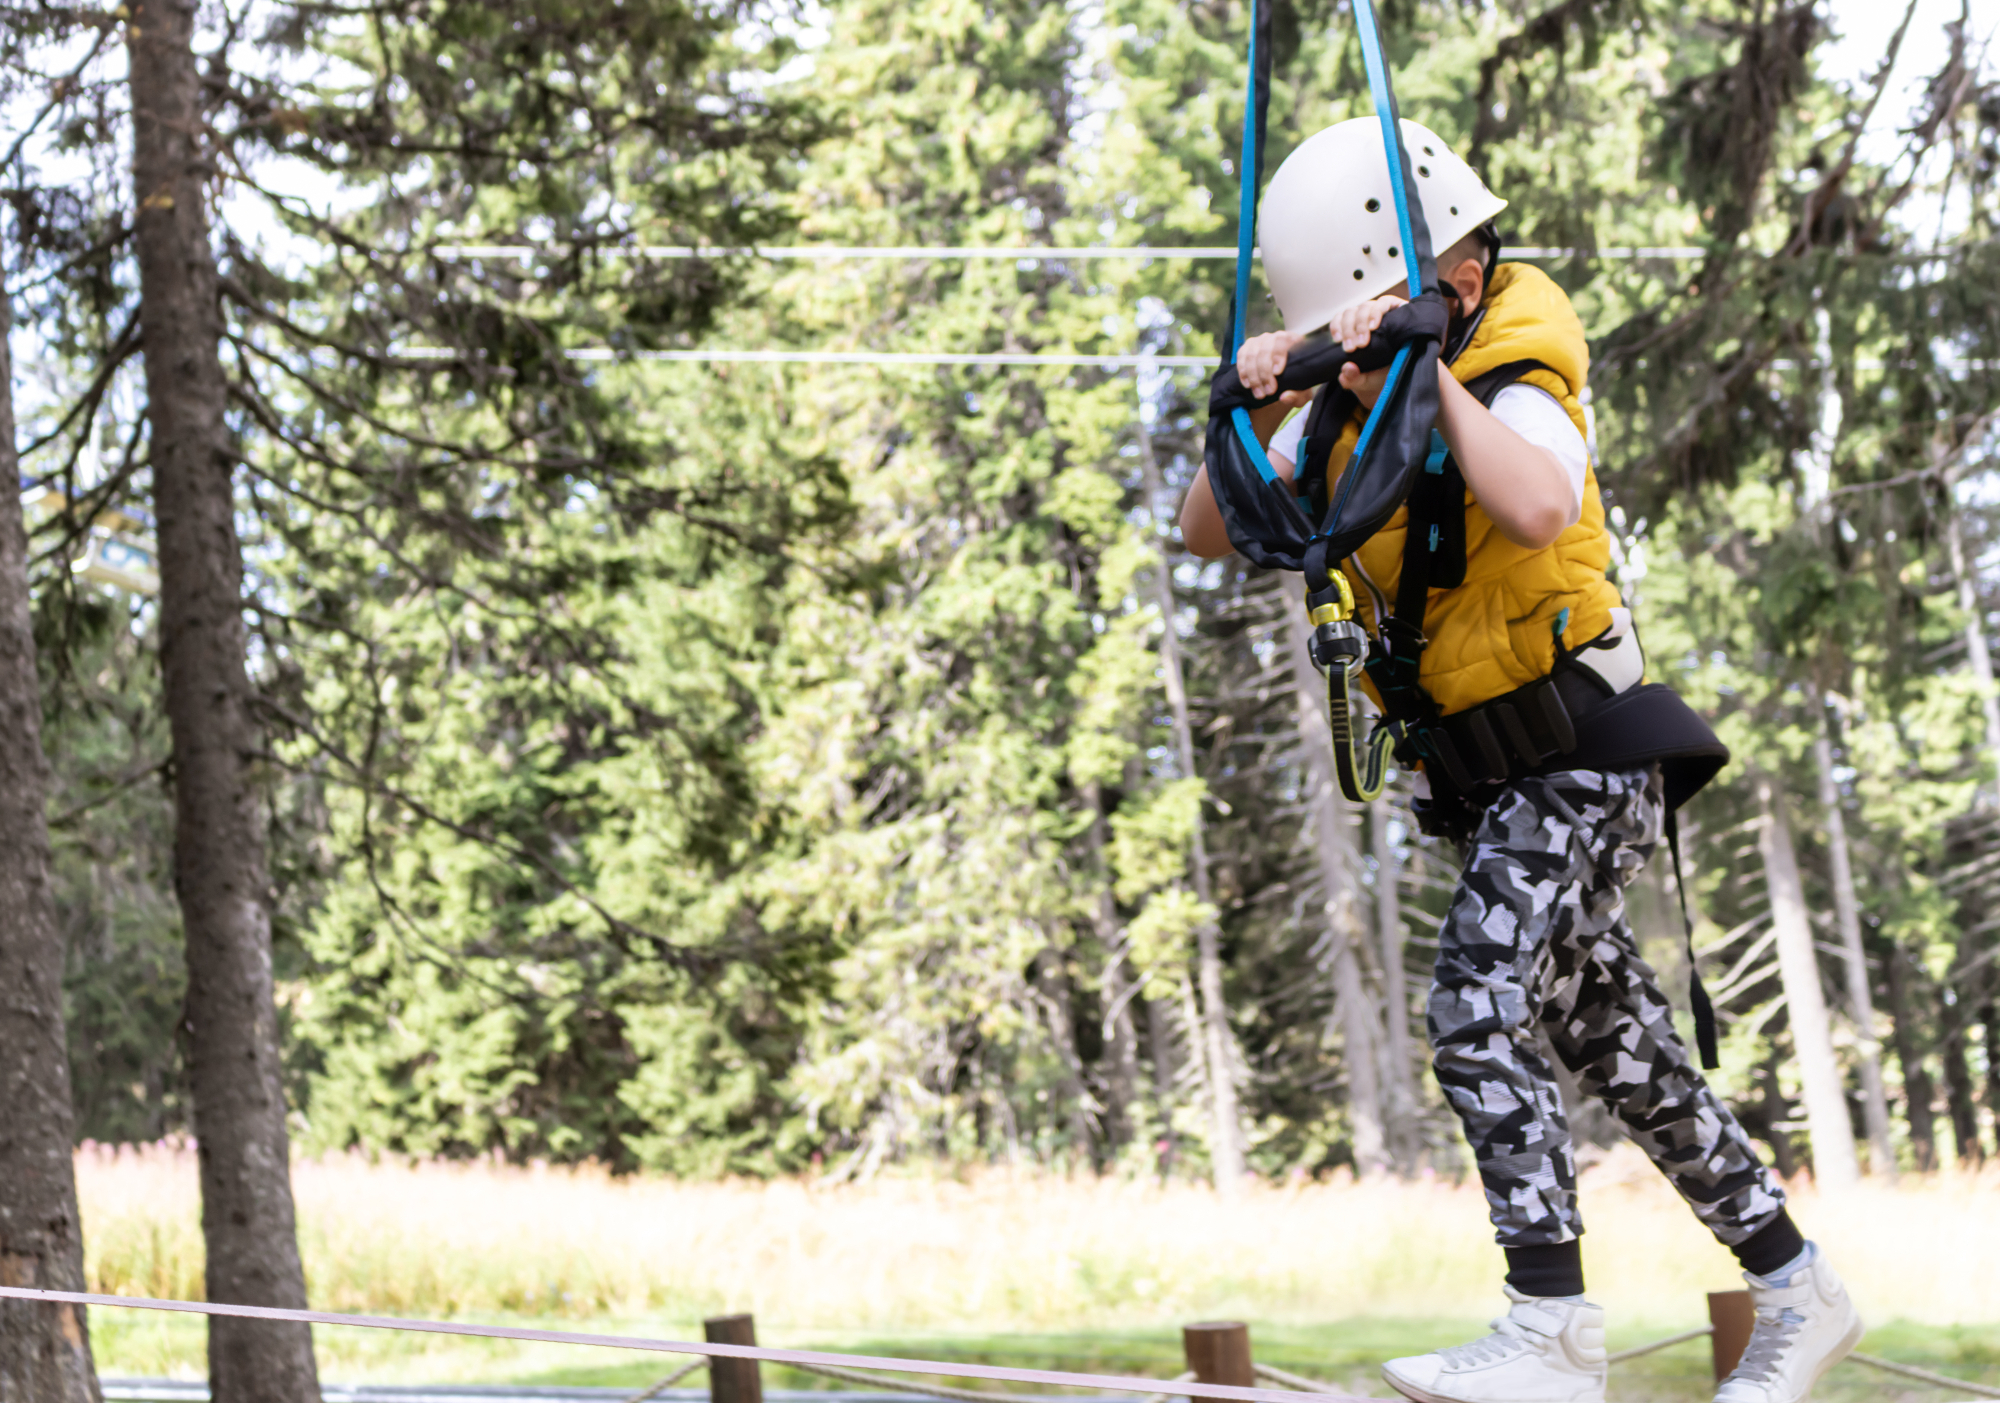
[1203,298,1450,575]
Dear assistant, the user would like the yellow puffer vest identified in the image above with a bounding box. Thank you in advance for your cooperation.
[1319,263,1621,717]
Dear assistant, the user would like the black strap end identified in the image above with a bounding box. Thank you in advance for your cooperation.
[1690,969,1721,1071]
[1667,809,1720,1070]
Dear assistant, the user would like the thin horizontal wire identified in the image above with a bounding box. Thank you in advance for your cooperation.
[579,348,1214,367]
[396,347,1995,372]
[0,1288,1353,1403]
[430,244,1706,261]
[440,244,1239,260]
[401,347,1214,368]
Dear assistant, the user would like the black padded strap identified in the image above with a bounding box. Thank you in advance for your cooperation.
[1295,384,1356,522]
[1203,294,1452,572]
[1458,358,1554,408]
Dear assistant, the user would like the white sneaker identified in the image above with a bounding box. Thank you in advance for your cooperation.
[1382,1288,1607,1403]
[1714,1247,1864,1403]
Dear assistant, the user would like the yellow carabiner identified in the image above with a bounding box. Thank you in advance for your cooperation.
[1306,571,1357,626]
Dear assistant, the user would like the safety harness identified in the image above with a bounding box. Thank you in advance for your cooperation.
[1202,0,1729,1066]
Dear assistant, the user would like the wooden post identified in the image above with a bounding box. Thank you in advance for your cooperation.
[1184,1322,1254,1389]
[1708,1291,1754,1381]
[706,1313,762,1403]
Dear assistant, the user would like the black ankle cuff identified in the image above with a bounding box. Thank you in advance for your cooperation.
[1731,1211,1807,1279]
[1504,1240,1585,1298]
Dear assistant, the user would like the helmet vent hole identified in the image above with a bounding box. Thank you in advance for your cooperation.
[1352,269,1364,280]
[1388,246,1399,258]
[1450,205,1459,215]
[1423,145,1434,155]
[1362,244,1371,254]
[1418,165,1431,177]
[1365,198,1381,213]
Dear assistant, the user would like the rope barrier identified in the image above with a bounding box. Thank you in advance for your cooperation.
[1847,1352,2000,1400]
[620,1359,705,1403]
[1249,1363,1341,1394]
[0,1289,1352,1403]
[1604,1326,1711,1364]
[1588,1324,2000,1398]
[786,1361,1198,1403]
[15,1289,1990,1402]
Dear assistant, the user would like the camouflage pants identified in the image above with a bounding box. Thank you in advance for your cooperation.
[1429,766,1786,1248]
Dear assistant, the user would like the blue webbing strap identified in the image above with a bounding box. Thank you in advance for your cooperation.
[1352,0,1422,293]
[1321,343,1411,532]
[1233,406,1283,485]
[1320,0,1424,541]
[1226,0,1295,497]
[1229,0,1259,357]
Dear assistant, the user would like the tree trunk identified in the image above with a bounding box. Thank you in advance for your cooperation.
[1145,996,1178,1126]
[1098,940,1143,1151]
[128,6,323,1400]
[1093,787,1142,1153]
[1282,605,1388,1173]
[1809,702,1895,1178]
[1985,998,2000,1159]
[1941,474,1997,1163]
[1758,1052,1799,1179]
[1371,794,1420,1164]
[1030,950,1096,1160]
[1755,770,1860,1188]
[1944,493,2000,802]
[1939,887,1991,1165]
[1134,412,1244,1189]
[1939,1003,1984,1165]
[1089,787,1142,1151]
[1882,941,1937,1172]
[0,243,103,1403]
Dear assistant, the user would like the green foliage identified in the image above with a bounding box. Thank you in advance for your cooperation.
[11,0,2000,1182]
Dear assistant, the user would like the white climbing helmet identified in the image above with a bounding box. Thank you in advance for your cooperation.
[1259,117,1508,333]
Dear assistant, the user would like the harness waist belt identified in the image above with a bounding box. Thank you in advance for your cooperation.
[1416,669,1729,803]
[1422,667,1602,790]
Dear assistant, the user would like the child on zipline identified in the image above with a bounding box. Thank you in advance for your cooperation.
[1178,117,1861,1403]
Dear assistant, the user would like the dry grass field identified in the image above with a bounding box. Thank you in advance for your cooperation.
[74,1142,2000,1395]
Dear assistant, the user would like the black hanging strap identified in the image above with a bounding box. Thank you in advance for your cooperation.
[1667,807,1720,1070]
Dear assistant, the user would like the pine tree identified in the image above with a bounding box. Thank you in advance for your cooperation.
[128,4,323,1394]
[0,240,102,1403]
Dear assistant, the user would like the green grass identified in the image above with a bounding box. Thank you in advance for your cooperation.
[76,1144,2000,1396]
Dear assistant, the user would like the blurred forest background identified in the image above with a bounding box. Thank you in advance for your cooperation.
[3,0,1999,1267]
